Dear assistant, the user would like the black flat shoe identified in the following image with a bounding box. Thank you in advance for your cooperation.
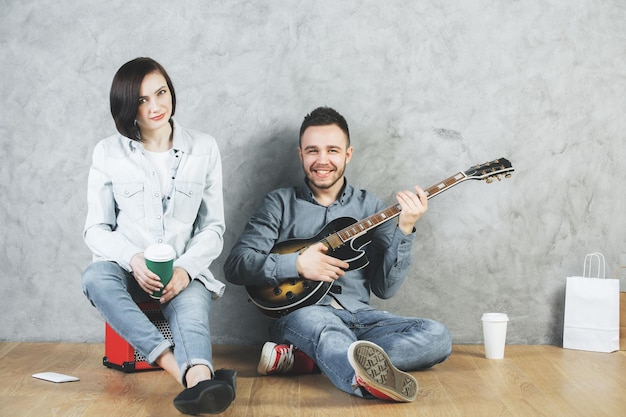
[173,379,234,415]
[214,369,237,399]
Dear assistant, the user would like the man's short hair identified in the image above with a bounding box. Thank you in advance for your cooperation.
[299,107,350,146]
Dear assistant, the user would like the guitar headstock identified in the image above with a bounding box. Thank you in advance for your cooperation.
[464,158,514,183]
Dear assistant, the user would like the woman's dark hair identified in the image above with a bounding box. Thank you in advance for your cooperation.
[299,107,350,147]
[109,57,176,140]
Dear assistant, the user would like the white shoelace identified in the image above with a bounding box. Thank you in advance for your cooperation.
[273,344,295,372]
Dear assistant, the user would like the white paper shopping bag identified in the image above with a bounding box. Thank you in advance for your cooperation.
[563,252,619,353]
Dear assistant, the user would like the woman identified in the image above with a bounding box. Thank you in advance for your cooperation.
[82,57,235,415]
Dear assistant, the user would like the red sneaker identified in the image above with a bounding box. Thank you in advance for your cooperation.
[257,342,317,375]
[348,340,418,402]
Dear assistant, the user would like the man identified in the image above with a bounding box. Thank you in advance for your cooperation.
[223,107,451,402]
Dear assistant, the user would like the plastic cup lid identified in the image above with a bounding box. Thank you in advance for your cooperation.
[481,312,509,322]
[144,243,176,261]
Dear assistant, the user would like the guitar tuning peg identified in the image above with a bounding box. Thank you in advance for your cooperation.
[485,177,493,184]
[505,173,512,178]
[496,175,502,181]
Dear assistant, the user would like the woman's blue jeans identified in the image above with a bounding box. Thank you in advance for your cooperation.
[269,305,452,396]
[82,261,213,386]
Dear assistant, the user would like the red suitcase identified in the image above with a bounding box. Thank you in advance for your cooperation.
[103,301,173,372]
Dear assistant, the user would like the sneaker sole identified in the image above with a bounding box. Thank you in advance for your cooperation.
[348,340,418,402]
[257,342,278,375]
[173,380,234,415]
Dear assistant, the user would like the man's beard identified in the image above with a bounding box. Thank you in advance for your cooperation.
[305,165,345,190]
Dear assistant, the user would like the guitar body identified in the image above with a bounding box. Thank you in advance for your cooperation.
[245,217,372,318]
[245,158,513,318]
[270,216,371,267]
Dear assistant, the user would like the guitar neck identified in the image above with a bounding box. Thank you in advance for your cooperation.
[327,171,469,247]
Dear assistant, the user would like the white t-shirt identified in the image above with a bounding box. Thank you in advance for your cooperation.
[144,149,174,199]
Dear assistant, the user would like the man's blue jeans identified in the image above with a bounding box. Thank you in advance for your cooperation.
[82,261,213,386]
[269,305,452,396]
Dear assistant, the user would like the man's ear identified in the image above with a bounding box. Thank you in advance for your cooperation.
[345,146,354,164]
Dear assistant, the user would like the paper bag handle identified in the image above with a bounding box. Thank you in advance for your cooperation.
[583,252,605,279]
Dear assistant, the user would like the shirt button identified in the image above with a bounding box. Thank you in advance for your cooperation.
[158,239,163,243]
[157,215,162,219]
[155,193,160,197]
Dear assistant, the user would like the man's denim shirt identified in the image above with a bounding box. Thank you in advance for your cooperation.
[224,179,417,311]
[84,119,226,297]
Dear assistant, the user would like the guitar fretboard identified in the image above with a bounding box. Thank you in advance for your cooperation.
[321,157,513,250]
[327,171,468,248]
[424,172,468,199]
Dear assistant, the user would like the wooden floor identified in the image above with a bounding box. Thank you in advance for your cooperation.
[1,342,625,416]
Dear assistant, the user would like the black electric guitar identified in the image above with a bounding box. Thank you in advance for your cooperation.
[246,158,514,318]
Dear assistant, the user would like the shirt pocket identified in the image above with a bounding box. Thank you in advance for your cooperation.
[172,182,203,224]
[112,182,145,221]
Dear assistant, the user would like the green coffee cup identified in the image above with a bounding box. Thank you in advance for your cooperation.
[144,243,176,299]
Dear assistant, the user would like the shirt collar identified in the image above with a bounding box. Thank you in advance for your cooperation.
[170,119,189,154]
[297,177,354,206]
[127,118,188,154]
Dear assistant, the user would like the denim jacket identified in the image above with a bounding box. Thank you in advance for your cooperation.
[84,119,226,297]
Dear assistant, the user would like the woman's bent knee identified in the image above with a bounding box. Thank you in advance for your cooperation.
[81,261,126,297]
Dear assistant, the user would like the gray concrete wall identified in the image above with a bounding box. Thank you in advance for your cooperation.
[2,0,625,345]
